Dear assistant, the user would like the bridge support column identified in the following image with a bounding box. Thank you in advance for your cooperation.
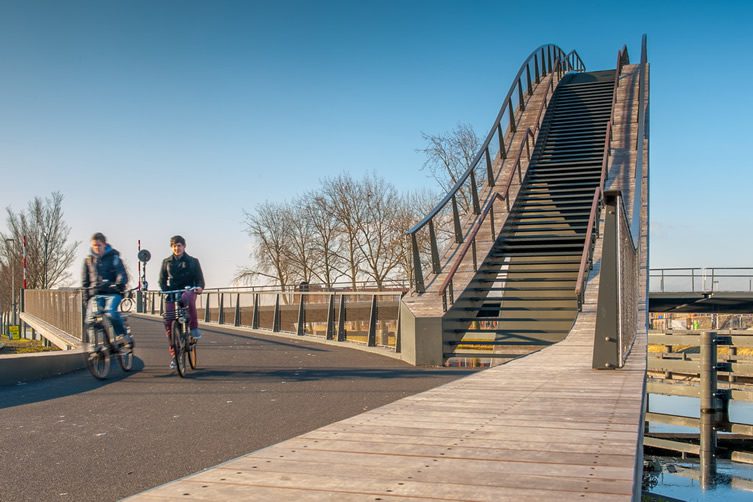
[399,301,443,366]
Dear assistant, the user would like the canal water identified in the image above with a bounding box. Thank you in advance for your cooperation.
[645,394,753,500]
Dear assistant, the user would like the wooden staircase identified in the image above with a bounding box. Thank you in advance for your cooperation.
[444,70,615,366]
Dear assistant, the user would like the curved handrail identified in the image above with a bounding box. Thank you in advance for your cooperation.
[575,187,601,305]
[437,70,559,308]
[406,45,585,293]
[631,35,648,245]
[407,45,577,236]
[573,44,629,307]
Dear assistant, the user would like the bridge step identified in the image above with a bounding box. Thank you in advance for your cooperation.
[443,69,613,363]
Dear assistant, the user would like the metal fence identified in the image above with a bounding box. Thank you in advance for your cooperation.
[650,268,753,293]
[22,289,84,340]
[141,290,402,351]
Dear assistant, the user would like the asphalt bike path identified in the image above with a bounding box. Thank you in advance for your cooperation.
[1,316,473,502]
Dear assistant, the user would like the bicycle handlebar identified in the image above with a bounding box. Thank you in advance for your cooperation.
[161,287,202,295]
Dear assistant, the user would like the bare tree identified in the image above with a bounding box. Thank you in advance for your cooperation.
[285,200,317,285]
[237,201,294,288]
[0,192,78,293]
[321,174,367,290]
[303,193,345,288]
[419,122,481,213]
[355,175,405,289]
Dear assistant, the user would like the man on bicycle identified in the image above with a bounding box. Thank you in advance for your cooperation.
[159,235,205,368]
[82,233,130,345]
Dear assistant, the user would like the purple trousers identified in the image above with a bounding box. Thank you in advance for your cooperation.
[164,289,199,334]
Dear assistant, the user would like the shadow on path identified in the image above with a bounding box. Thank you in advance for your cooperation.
[0,357,145,410]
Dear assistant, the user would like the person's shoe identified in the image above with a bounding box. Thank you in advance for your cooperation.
[169,358,176,370]
[190,328,202,340]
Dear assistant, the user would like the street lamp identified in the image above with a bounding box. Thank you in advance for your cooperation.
[4,239,16,327]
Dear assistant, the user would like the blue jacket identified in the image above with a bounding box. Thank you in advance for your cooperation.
[82,245,128,299]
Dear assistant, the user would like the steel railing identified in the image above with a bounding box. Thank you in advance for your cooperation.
[574,42,633,309]
[21,289,85,341]
[406,45,585,294]
[140,290,403,351]
[592,35,649,369]
[650,267,753,293]
[436,70,561,311]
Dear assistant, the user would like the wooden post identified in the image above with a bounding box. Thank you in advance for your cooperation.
[234,293,240,327]
[700,330,718,488]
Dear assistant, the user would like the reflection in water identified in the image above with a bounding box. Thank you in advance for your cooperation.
[646,394,753,499]
[646,457,753,501]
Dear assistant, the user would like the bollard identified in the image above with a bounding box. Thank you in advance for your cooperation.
[700,330,718,488]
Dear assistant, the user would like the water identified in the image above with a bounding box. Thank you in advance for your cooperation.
[645,457,753,501]
[646,394,753,500]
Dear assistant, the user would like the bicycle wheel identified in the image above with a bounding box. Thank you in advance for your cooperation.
[119,297,134,313]
[117,342,134,371]
[188,338,198,369]
[86,325,111,379]
[172,322,188,377]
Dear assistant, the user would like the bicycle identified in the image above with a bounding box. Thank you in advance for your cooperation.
[162,287,199,377]
[85,292,134,379]
[119,289,136,313]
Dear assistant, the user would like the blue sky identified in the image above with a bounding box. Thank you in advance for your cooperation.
[0,0,751,287]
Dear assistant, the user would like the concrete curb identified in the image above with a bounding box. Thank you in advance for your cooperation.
[0,349,87,386]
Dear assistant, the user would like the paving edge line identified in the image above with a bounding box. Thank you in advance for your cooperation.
[130,313,405,363]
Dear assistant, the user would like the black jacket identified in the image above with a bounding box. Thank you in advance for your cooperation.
[158,253,205,291]
[82,245,128,300]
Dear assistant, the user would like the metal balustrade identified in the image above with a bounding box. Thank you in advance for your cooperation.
[406,45,585,294]
[21,289,85,341]
[141,290,402,350]
[650,267,753,293]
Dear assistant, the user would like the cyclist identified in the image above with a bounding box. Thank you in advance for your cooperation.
[158,235,205,368]
[81,232,130,345]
